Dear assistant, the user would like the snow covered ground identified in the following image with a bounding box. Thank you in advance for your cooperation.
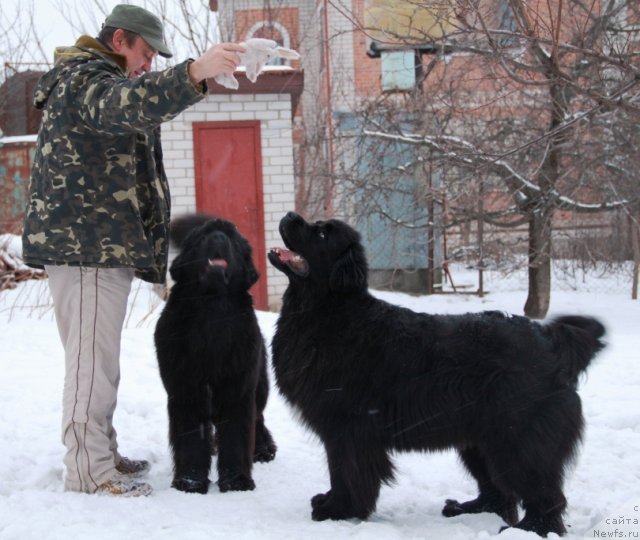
[0,264,638,540]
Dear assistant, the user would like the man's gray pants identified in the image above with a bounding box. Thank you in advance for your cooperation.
[46,265,134,493]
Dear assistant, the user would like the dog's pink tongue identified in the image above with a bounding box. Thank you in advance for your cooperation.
[277,249,299,262]
[209,258,228,268]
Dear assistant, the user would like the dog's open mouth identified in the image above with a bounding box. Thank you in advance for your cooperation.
[205,257,230,283]
[270,248,309,276]
[208,258,228,269]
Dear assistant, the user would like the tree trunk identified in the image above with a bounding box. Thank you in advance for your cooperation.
[632,212,639,301]
[523,207,553,319]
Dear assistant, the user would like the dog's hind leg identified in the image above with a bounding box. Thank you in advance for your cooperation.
[253,413,277,463]
[443,446,519,526]
[492,393,582,537]
[252,357,277,463]
[509,490,568,537]
[497,460,568,537]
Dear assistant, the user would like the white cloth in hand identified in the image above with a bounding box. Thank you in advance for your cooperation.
[214,38,301,90]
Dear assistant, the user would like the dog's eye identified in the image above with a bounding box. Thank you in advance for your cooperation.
[319,231,326,240]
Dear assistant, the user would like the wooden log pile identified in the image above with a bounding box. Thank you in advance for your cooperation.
[0,234,46,291]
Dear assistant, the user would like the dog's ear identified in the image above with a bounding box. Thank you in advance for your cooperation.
[170,213,213,249]
[169,252,188,283]
[168,220,207,284]
[239,237,260,288]
[329,245,368,292]
[246,263,260,288]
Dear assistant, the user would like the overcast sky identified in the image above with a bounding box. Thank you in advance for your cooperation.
[2,1,218,68]
[3,1,123,62]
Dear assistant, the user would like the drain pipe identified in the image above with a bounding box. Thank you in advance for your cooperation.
[323,0,335,216]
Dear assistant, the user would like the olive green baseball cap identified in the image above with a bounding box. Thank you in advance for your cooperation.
[104,4,172,58]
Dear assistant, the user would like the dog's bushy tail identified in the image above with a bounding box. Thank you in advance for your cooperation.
[547,315,606,387]
[170,213,216,248]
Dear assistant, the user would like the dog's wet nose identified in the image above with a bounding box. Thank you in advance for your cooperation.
[206,231,229,249]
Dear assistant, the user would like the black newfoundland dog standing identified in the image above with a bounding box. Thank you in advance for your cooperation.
[155,214,276,494]
[268,212,605,537]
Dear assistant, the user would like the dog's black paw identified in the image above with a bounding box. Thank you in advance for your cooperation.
[503,514,567,537]
[311,491,330,510]
[311,491,363,521]
[442,498,465,517]
[218,470,256,492]
[443,495,519,525]
[171,476,210,494]
[311,494,340,521]
[253,442,277,463]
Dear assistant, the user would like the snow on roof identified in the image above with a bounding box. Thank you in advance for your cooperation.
[0,134,38,144]
[234,65,295,74]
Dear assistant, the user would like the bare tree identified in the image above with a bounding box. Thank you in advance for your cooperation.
[51,0,218,61]
[0,1,50,86]
[1,1,218,103]
[331,0,640,317]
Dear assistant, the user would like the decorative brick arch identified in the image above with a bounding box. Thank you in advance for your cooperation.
[246,20,291,49]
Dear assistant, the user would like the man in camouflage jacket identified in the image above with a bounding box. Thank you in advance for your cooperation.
[22,4,245,497]
[23,38,189,283]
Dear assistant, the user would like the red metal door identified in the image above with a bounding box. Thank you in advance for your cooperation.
[193,121,267,310]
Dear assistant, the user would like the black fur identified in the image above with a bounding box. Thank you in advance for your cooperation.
[155,214,276,494]
[268,212,605,537]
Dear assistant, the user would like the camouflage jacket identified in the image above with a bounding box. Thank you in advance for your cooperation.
[22,36,206,283]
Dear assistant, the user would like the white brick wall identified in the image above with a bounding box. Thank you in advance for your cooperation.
[162,92,295,310]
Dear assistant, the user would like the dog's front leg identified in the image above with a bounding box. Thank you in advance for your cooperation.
[215,398,256,492]
[311,430,394,521]
[167,394,213,494]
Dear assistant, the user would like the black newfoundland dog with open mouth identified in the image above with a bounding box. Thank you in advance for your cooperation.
[155,214,276,494]
[268,211,605,537]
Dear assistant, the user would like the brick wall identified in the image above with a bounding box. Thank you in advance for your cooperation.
[351,0,381,97]
[162,92,296,310]
[0,138,36,233]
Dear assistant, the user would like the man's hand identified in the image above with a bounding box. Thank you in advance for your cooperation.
[188,43,246,85]
[212,38,301,90]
